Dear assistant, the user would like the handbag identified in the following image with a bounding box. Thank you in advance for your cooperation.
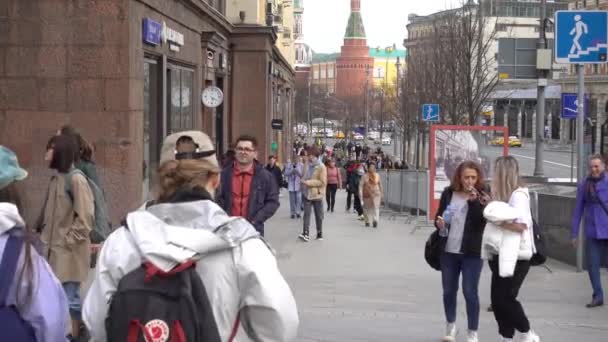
[424,230,446,271]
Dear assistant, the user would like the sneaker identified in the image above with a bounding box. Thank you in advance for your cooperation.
[316,234,323,241]
[586,298,604,308]
[441,323,457,342]
[373,221,378,228]
[501,338,513,342]
[358,215,365,221]
[298,233,310,242]
[365,222,370,227]
[291,214,295,219]
[466,330,478,342]
[520,330,540,342]
[296,214,301,219]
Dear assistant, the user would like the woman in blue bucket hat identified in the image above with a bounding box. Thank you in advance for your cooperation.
[0,145,71,341]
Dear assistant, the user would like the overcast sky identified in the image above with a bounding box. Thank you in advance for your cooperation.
[302,0,459,53]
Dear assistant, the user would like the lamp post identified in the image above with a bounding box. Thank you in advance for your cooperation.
[365,65,370,146]
[395,56,402,158]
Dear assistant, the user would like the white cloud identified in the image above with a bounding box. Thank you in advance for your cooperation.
[302,0,459,53]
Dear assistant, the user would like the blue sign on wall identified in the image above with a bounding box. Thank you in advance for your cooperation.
[422,104,440,122]
[143,18,162,46]
[555,11,608,64]
[560,93,589,119]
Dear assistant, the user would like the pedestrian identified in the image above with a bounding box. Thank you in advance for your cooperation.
[284,154,304,219]
[299,147,327,242]
[0,146,71,341]
[83,131,299,342]
[349,163,365,220]
[217,135,279,236]
[434,161,489,342]
[58,125,101,189]
[266,155,284,189]
[571,154,608,308]
[487,156,539,342]
[359,163,383,228]
[39,135,94,341]
[344,157,358,212]
[325,158,342,213]
[222,149,236,168]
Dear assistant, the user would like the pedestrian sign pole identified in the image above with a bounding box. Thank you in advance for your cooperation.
[555,10,608,271]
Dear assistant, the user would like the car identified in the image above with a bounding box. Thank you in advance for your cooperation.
[353,133,364,141]
[335,131,346,139]
[381,137,392,145]
[490,137,504,146]
[508,136,522,147]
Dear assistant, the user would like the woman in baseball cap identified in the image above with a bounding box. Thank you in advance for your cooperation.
[83,131,299,342]
[0,146,71,341]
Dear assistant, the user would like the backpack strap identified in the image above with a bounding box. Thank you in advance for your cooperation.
[228,312,241,342]
[127,320,154,342]
[0,233,23,306]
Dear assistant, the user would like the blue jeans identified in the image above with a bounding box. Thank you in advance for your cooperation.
[62,282,81,320]
[587,238,608,301]
[441,253,483,331]
[289,191,302,216]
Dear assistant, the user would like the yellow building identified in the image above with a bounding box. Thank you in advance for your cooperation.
[369,46,406,88]
[226,0,296,66]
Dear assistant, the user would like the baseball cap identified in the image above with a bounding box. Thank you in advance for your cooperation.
[160,131,220,172]
[0,146,28,190]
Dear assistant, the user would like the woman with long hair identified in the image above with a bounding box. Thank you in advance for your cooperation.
[40,135,94,340]
[359,163,383,228]
[488,156,539,342]
[83,131,298,341]
[0,145,70,341]
[434,161,489,342]
[58,125,101,188]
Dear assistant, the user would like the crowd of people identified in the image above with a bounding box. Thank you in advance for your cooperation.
[0,127,606,342]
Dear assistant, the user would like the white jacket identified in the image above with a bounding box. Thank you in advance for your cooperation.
[481,188,535,277]
[82,199,299,342]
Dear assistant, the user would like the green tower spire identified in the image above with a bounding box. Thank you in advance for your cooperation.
[344,0,366,39]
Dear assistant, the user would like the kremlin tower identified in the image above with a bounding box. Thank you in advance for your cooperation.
[336,0,373,101]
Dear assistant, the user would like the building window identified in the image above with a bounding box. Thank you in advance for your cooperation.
[313,70,319,79]
[328,67,335,79]
[594,64,599,74]
[167,64,194,134]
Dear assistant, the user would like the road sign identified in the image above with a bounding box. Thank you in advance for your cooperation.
[422,104,440,122]
[555,11,608,64]
[560,93,589,119]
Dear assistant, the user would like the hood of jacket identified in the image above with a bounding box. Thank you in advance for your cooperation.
[127,188,262,272]
[0,202,24,234]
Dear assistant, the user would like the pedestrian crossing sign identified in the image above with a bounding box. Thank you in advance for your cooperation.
[555,11,608,64]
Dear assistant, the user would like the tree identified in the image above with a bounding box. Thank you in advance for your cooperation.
[403,1,498,127]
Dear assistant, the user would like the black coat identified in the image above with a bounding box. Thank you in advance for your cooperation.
[435,186,487,257]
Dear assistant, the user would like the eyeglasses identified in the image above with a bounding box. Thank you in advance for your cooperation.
[236,147,256,153]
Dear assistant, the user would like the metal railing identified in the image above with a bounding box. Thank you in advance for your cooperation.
[378,169,430,227]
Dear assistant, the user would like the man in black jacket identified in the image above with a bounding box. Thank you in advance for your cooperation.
[266,155,284,189]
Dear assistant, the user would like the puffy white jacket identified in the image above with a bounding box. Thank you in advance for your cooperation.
[82,199,299,342]
[481,188,535,277]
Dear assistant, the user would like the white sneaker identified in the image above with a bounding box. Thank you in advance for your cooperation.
[521,330,540,342]
[466,330,478,342]
[501,338,513,342]
[441,323,457,342]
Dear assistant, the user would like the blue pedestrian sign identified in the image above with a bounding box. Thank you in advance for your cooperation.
[560,93,589,119]
[422,104,440,122]
[555,11,608,64]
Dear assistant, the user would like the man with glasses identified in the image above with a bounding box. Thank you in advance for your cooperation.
[217,135,280,236]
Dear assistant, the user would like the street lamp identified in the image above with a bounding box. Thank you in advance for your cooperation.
[395,56,402,158]
[365,65,371,146]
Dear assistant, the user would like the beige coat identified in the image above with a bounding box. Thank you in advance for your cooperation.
[360,172,383,209]
[302,163,327,201]
[40,171,94,283]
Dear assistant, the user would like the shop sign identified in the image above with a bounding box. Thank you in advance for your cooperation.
[271,119,284,130]
[162,22,184,51]
[142,18,162,46]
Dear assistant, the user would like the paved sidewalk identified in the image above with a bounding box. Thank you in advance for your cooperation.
[265,190,608,342]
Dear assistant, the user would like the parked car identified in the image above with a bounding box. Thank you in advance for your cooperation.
[353,133,364,141]
[381,136,392,145]
[508,136,522,147]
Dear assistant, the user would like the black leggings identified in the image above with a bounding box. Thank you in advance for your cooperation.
[326,184,338,211]
[489,258,531,338]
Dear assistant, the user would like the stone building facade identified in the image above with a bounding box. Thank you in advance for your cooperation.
[0,0,295,224]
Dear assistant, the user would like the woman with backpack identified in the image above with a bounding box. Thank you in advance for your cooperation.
[83,131,298,342]
[40,135,94,341]
[359,163,383,228]
[0,145,71,341]
[486,156,539,342]
[434,161,489,342]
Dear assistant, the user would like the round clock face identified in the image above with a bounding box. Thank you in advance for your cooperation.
[202,86,224,108]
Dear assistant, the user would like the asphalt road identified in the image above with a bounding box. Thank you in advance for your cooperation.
[482,143,576,179]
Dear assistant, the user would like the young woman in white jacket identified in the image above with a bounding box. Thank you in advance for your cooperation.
[489,156,539,342]
[83,131,299,341]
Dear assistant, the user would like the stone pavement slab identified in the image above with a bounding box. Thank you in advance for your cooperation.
[265,190,608,342]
